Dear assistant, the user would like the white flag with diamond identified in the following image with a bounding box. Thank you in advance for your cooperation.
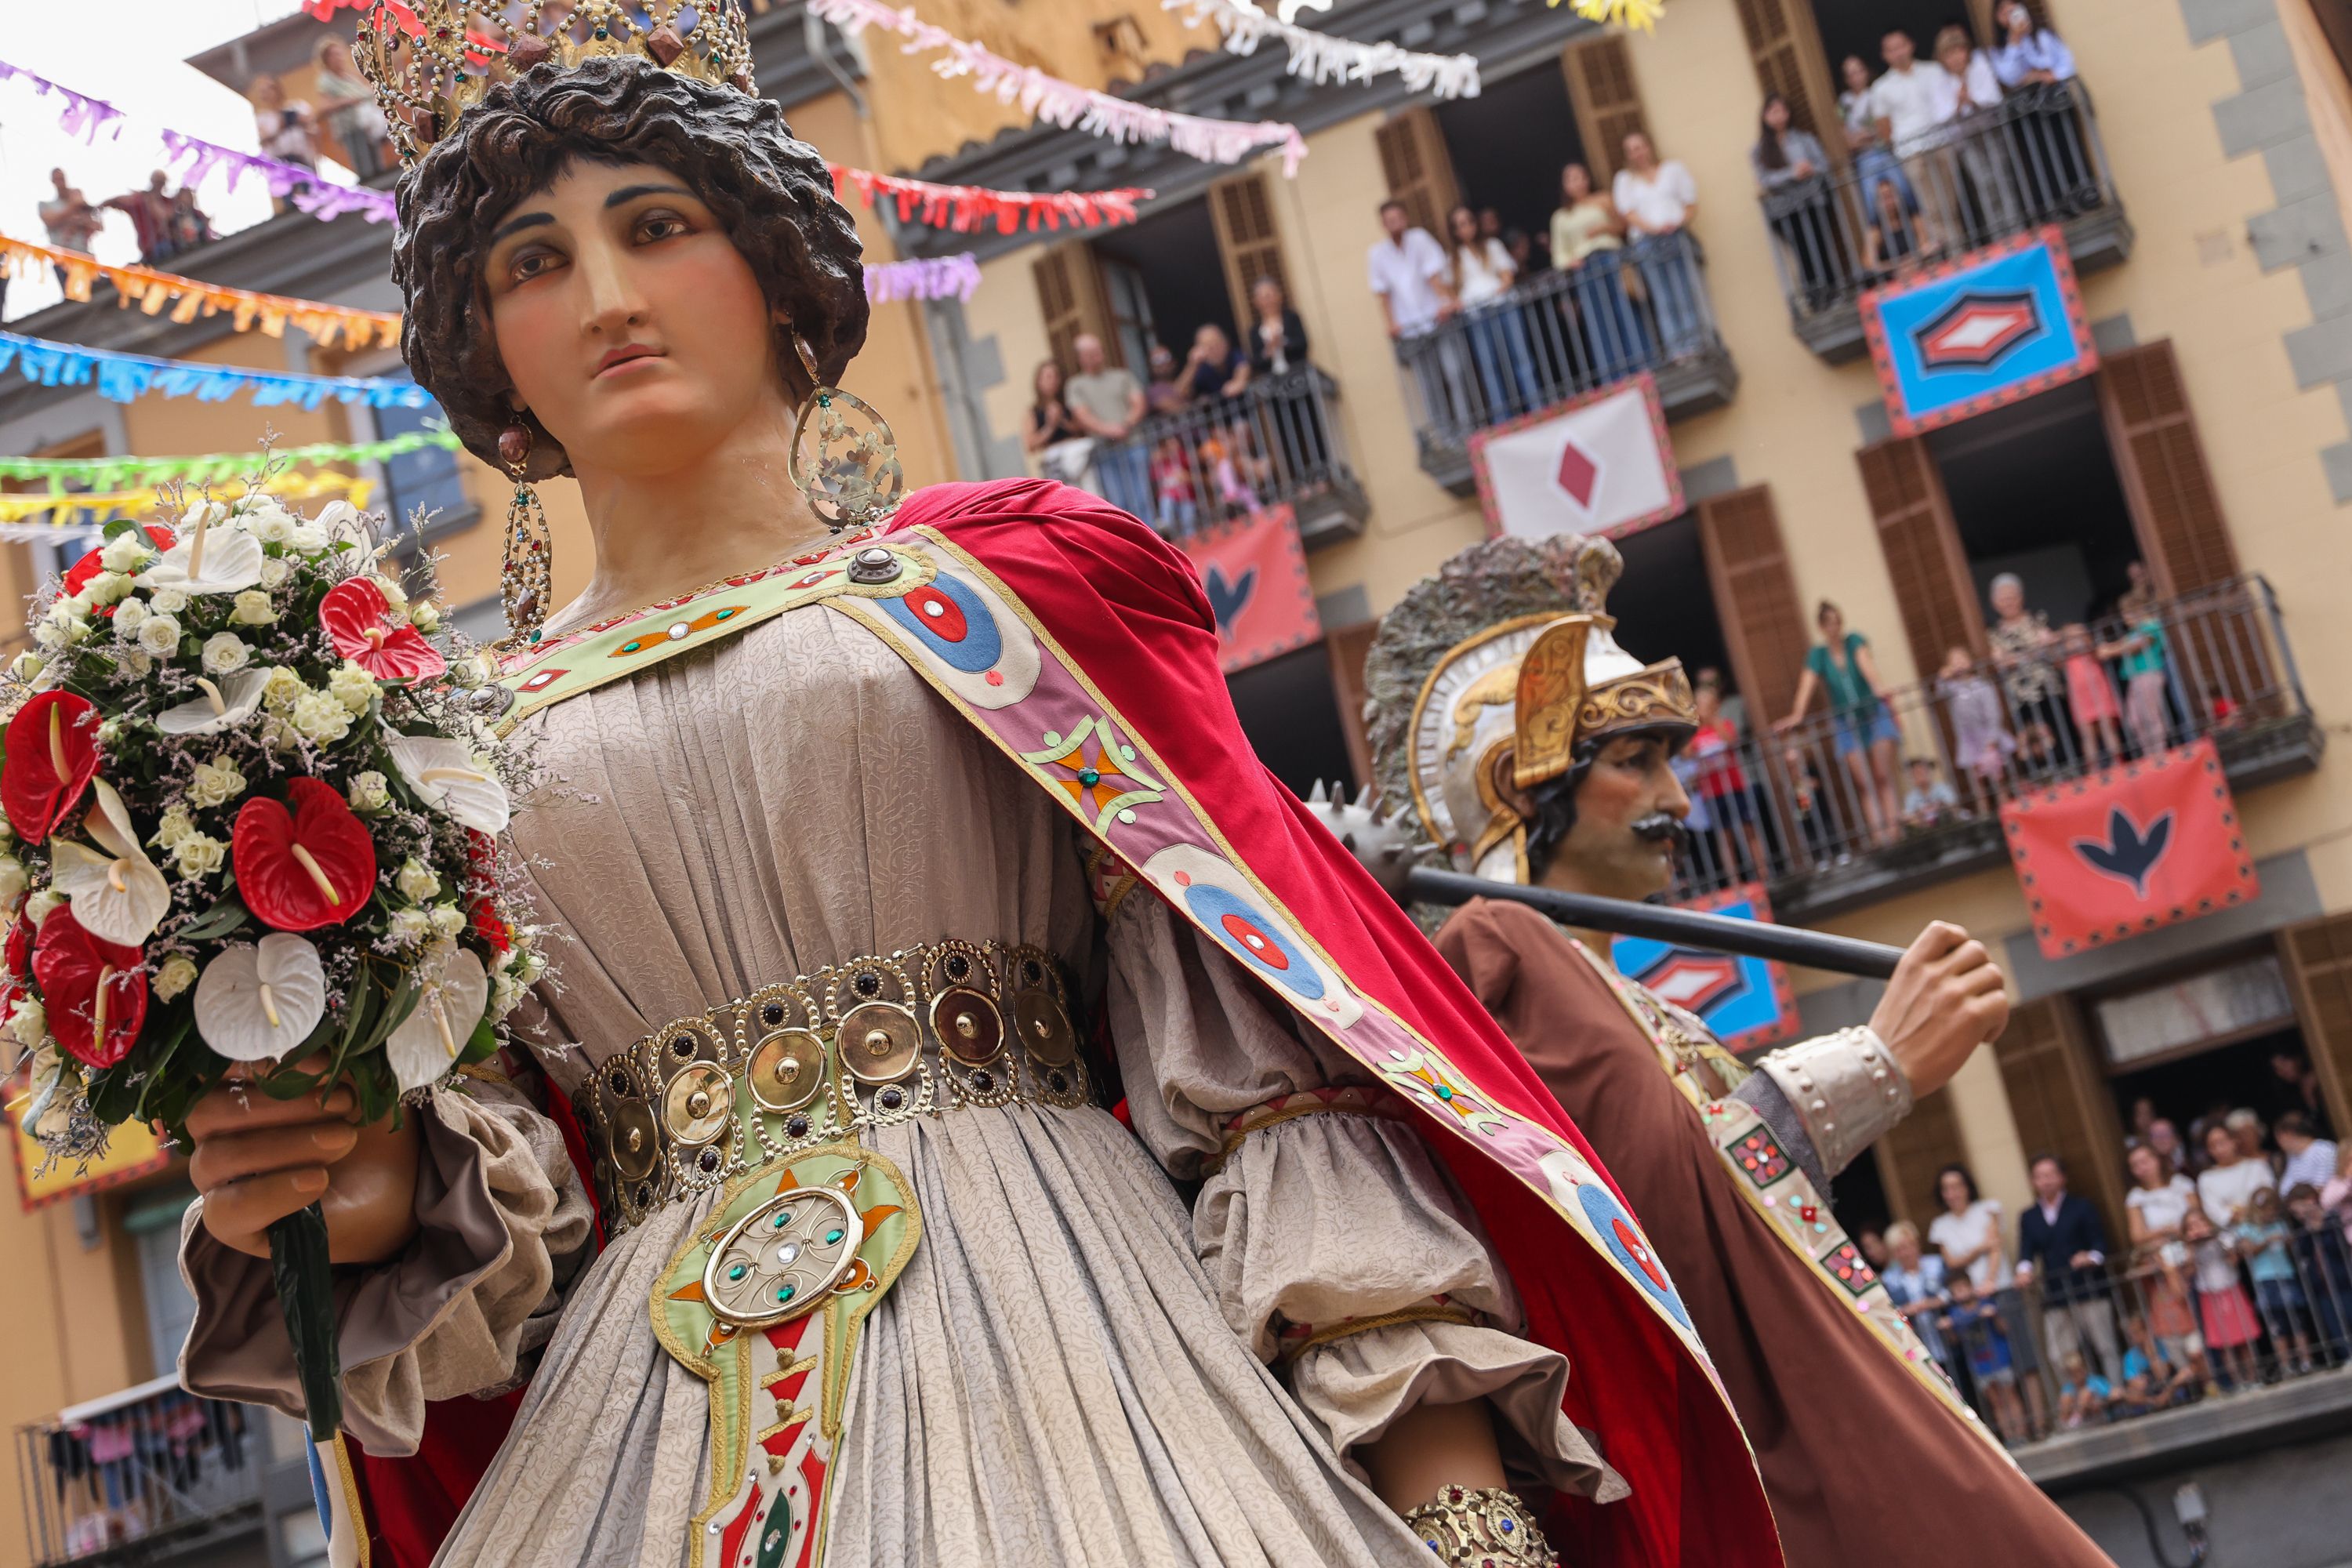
[1468,375,1682,542]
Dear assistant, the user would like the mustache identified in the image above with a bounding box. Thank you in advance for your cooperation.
[1631,812,1690,848]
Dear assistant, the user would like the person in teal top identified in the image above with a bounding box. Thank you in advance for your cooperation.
[1777,600,1903,845]
[2100,613,2171,759]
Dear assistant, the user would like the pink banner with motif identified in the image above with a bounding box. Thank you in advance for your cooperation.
[1175,504,1322,673]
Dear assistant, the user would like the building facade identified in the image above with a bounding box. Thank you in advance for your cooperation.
[5,0,2352,1563]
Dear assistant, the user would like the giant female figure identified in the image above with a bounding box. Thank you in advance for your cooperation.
[172,7,1777,1566]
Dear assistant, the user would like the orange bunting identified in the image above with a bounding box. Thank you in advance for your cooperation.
[0,233,403,351]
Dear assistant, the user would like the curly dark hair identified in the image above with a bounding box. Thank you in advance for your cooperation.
[391,56,867,481]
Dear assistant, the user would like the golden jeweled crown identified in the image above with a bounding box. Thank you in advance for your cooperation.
[354,0,759,168]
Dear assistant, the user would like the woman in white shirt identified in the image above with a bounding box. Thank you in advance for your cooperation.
[1610,132,1706,358]
[1932,24,2022,234]
[1444,202,1539,416]
[2198,1120,2278,1227]
[2125,1142,2215,1385]
[1929,1162,2052,1435]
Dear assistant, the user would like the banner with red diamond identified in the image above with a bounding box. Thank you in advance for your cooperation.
[2000,739,2259,960]
[1174,503,1321,674]
[1860,226,2097,437]
[1611,882,1799,1053]
[1468,372,1682,542]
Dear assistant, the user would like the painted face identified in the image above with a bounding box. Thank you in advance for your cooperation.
[484,158,786,480]
[1548,734,1690,902]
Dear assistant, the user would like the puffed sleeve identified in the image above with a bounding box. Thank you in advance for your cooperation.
[177,1052,595,1457]
[1105,891,1624,1501]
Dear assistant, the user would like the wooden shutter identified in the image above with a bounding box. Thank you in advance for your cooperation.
[1696,486,1810,724]
[2099,340,2241,596]
[1728,0,1839,146]
[1562,33,1651,184]
[1993,996,2129,1253]
[2280,913,2352,1142]
[1873,1087,1965,1229]
[1210,173,1290,339]
[1326,620,1378,791]
[1031,243,1113,376]
[1374,108,1460,241]
[2316,1,2352,89]
[1857,437,1984,680]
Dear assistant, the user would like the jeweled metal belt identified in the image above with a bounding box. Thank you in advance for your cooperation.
[575,938,1091,1236]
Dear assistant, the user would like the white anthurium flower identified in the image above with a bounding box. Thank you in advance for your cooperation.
[155,668,271,737]
[384,941,490,1092]
[387,734,510,833]
[192,935,328,1062]
[138,513,265,596]
[48,779,172,946]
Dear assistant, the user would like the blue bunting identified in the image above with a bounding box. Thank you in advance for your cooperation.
[0,330,429,411]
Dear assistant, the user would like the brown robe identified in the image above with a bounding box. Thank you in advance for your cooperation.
[1437,898,2114,1566]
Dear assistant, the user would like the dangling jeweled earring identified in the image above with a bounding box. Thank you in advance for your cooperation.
[786,330,904,532]
[498,419,553,642]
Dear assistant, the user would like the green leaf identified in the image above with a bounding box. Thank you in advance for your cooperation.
[101,519,138,541]
[174,896,251,943]
[458,1014,499,1065]
[267,1204,344,1442]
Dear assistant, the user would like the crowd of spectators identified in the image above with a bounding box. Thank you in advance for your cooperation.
[1879,1087,2352,1445]
[35,165,214,274]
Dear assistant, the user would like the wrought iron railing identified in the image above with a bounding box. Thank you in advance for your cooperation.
[1671,576,2310,905]
[1062,366,1367,542]
[15,1378,260,1567]
[1759,81,2123,325]
[1391,229,1722,473]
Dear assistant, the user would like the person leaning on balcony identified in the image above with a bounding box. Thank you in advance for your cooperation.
[2017,1153,2124,1385]
[1246,277,1329,483]
[1987,572,2071,766]
[1932,25,2024,234]
[1366,197,1454,339]
[1550,162,1647,378]
[2278,1112,2340,1198]
[1751,93,1838,308]
[1246,276,1311,377]
[1063,332,1151,519]
[1991,0,2078,87]
[1776,600,1905,847]
[249,72,319,176]
[1022,357,1094,488]
[1612,132,1706,359]
[1865,30,1958,250]
[1444,203,1538,414]
[1929,1160,2052,1436]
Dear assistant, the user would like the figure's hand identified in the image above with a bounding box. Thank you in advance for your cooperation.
[1867,920,2009,1098]
[188,1062,423,1265]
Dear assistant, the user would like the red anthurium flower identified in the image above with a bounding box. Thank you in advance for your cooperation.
[32,906,147,1069]
[321,578,446,682]
[2,691,103,845]
[60,524,176,599]
[0,916,33,1025]
[233,779,379,931]
[468,897,511,955]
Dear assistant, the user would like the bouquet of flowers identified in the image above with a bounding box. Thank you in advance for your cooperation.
[1,483,543,1439]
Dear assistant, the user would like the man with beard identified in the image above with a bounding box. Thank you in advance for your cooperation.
[1329,533,2114,1565]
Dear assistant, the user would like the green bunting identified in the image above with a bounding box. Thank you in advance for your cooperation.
[0,428,463,491]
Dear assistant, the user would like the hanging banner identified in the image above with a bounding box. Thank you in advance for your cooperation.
[1160,0,1481,97]
[1175,505,1321,674]
[9,1105,170,1210]
[1469,372,1682,543]
[0,331,426,410]
[1612,882,1799,1053]
[1860,226,2097,437]
[0,430,453,489]
[0,472,373,532]
[2001,739,2260,961]
[0,234,404,350]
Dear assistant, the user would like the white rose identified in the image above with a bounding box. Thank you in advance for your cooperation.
[10,1000,46,1050]
[112,599,150,637]
[371,574,409,612]
[428,902,466,939]
[260,666,306,711]
[24,888,62,926]
[410,601,442,633]
[387,907,433,948]
[491,971,523,1020]
[0,858,26,913]
[328,662,379,715]
[185,758,246,811]
[149,587,189,615]
[82,572,132,608]
[171,832,227,880]
[99,533,150,573]
[259,557,292,590]
[137,614,183,656]
[9,653,44,683]
[200,633,251,674]
[287,521,328,553]
[290,691,354,746]
[518,948,548,983]
[395,858,441,902]
[241,506,292,545]
[32,622,64,652]
[347,771,391,814]
[150,807,196,849]
[51,597,89,626]
[152,954,198,1003]
[228,590,278,627]
[96,719,124,747]
[114,648,153,681]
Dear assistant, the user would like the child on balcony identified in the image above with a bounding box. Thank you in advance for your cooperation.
[1149,435,1199,536]
[2184,1206,2262,1388]
[1940,1273,2029,1442]
[1936,646,2013,814]
[2060,622,2124,768]
[2055,1352,2112,1429]
[2237,1188,2316,1375]
[2099,607,2172,758]
[2288,1182,2352,1366]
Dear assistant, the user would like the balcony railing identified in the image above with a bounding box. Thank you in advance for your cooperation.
[1760,81,2132,362]
[1392,229,1736,494]
[1673,576,2318,920]
[1069,366,1370,550]
[16,1377,261,1568]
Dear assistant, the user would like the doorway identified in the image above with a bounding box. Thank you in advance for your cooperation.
[1090,196,1236,367]
[1228,642,1359,797]
[1930,378,2145,627]
[1612,515,1733,699]
[1432,61,1588,258]
[2092,950,2324,1140]
[1809,0,1974,81]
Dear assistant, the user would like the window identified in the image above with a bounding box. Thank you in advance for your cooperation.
[376,397,474,539]
[124,1182,200,1381]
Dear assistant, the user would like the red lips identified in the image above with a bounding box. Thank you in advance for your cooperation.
[596,343,662,376]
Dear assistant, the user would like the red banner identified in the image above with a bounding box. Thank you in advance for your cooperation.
[2000,740,2259,960]
[1175,505,1322,674]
